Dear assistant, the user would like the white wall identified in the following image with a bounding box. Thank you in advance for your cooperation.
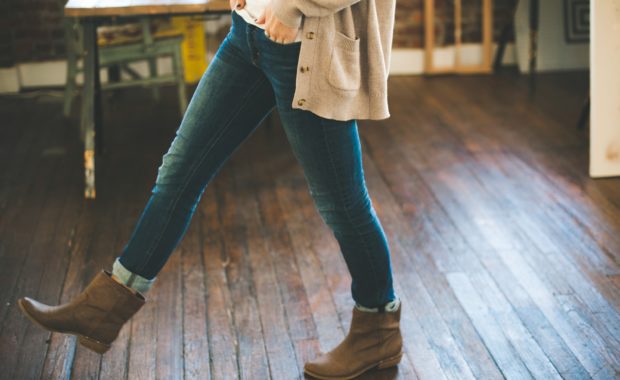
[590,0,620,177]
[514,0,589,72]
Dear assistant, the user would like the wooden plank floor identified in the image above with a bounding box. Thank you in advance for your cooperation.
[1,70,619,379]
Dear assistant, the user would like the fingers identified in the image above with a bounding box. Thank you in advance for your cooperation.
[266,28,295,44]
[255,9,266,24]
[252,6,297,44]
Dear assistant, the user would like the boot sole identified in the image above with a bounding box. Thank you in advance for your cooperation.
[17,298,111,354]
[303,350,403,380]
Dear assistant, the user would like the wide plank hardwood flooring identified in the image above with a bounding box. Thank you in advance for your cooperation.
[1,70,619,379]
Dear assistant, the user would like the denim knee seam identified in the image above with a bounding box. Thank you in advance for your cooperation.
[134,75,270,276]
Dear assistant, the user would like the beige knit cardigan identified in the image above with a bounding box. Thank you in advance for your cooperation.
[271,0,396,121]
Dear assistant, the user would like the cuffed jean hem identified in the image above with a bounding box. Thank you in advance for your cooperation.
[112,257,156,293]
[355,296,400,313]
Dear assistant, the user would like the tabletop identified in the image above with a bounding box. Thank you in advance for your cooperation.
[64,0,230,17]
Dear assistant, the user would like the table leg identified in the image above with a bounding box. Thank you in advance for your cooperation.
[81,19,101,199]
[93,32,104,157]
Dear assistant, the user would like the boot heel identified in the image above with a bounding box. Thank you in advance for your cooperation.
[78,335,110,354]
[377,351,403,369]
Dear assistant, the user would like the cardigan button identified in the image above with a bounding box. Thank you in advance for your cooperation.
[306,31,315,39]
[297,98,306,106]
[299,65,309,73]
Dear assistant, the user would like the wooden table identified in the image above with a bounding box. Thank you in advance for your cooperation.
[64,0,230,199]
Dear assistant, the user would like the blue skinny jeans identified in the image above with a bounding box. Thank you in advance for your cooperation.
[118,10,396,308]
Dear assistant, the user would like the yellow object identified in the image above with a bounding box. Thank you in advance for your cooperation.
[171,16,208,84]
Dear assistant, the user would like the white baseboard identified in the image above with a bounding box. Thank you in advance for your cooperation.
[1,56,175,92]
[18,60,71,88]
[0,67,20,93]
[0,43,517,93]
[390,42,517,75]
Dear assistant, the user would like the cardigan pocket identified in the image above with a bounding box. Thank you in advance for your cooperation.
[327,31,361,91]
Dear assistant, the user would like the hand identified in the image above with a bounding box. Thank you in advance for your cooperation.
[255,6,299,44]
[229,0,245,11]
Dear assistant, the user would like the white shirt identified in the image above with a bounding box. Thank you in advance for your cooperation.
[234,0,303,42]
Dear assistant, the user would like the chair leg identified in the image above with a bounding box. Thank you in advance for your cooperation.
[148,57,160,101]
[173,47,187,117]
[64,32,78,118]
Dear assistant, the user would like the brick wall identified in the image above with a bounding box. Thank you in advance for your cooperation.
[0,0,67,67]
[0,0,516,67]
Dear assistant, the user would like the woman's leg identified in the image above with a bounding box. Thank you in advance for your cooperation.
[17,12,282,355]
[254,27,396,308]
[254,20,402,378]
[280,111,397,308]
[285,118,403,377]
[116,16,276,283]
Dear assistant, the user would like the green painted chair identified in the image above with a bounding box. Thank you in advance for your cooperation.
[63,17,188,121]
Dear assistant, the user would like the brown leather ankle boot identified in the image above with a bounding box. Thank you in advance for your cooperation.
[18,269,146,354]
[303,300,403,379]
